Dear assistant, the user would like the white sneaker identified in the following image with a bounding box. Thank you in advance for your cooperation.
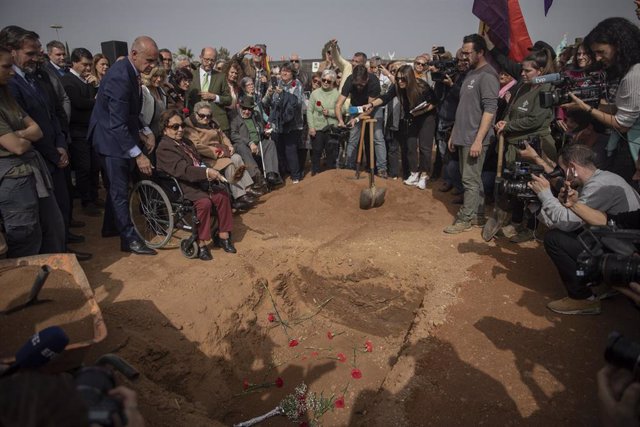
[403,172,420,186]
[417,174,428,190]
[292,179,300,184]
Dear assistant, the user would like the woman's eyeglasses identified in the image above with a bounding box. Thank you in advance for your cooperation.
[167,123,184,130]
[312,80,321,84]
[414,62,427,67]
[321,78,334,84]
[197,113,212,119]
[396,76,407,82]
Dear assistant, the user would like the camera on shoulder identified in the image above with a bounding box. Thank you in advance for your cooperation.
[538,71,608,108]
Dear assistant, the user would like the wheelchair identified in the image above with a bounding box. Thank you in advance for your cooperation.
[129,172,216,259]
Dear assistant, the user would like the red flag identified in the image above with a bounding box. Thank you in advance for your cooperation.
[507,0,533,62]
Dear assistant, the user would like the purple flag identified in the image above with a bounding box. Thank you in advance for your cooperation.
[544,0,553,16]
[472,0,509,51]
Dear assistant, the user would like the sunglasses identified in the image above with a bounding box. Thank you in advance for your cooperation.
[414,62,427,66]
[197,113,212,119]
[167,123,184,130]
[396,76,407,82]
[290,59,300,63]
[321,78,334,84]
[312,79,321,84]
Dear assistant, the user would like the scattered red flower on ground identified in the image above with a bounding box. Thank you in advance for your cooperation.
[275,377,284,388]
[316,101,322,107]
[289,339,299,347]
[365,340,373,353]
[267,313,276,322]
[242,378,249,390]
[335,396,345,409]
[327,331,334,340]
[351,368,362,379]
[337,353,347,363]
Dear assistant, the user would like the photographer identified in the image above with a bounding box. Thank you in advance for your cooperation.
[564,17,640,185]
[527,144,640,314]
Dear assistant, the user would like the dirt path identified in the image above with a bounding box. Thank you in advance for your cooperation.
[65,170,639,426]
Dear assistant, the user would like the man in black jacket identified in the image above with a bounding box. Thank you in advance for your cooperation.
[61,48,101,217]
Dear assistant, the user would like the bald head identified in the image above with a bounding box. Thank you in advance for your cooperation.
[200,47,217,72]
[130,35,158,74]
[290,53,301,70]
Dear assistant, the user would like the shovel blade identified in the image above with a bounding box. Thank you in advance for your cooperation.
[359,186,386,210]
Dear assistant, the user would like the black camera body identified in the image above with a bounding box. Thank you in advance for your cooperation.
[497,159,564,201]
[428,59,458,82]
[539,72,608,108]
[576,226,640,286]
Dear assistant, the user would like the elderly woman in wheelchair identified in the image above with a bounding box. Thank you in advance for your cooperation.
[155,109,236,261]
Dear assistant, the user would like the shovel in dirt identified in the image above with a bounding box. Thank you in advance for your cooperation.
[352,117,369,180]
[482,134,509,241]
[1,265,53,315]
[359,118,386,209]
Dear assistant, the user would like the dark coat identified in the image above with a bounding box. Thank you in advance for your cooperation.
[229,110,265,147]
[88,58,143,158]
[8,72,66,169]
[155,135,210,202]
[186,69,231,132]
[61,72,96,137]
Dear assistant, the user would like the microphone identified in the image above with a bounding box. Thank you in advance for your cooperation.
[1,326,69,377]
[532,73,562,85]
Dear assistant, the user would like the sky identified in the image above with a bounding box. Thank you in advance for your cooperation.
[1,0,635,61]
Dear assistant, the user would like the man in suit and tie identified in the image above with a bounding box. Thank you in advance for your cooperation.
[44,40,71,121]
[88,36,158,255]
[61,48,101,218]
[187,47,232,134]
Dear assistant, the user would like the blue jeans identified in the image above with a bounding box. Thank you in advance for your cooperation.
[346,108,387,172]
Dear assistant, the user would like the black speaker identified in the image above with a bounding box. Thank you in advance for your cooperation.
[100,41,128,65]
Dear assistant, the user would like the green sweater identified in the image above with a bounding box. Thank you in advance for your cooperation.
[307,88,341,131]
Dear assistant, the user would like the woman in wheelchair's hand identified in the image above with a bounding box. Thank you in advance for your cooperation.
[156,109,237,261]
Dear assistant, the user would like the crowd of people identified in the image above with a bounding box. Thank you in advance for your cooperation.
[2,9,640,424]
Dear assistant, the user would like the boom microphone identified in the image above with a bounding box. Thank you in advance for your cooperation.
[1,326,69,377]
[532,73,562,85]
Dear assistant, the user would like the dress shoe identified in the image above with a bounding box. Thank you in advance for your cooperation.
[70,219,86,228]
[67,249,92,261]
[121,240,157,255]
[82,202,103,217]
[247,186,266,197]
[266,172,283,186]
[236,194,257,206]
[214,236,237,253]
[67,232,85,244]
[198,245,213,261]
[233,199,252,211]
[438,182,453,193]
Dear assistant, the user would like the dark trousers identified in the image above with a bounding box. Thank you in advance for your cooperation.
[403,114,436,174]
[51,166,70,236]
[276,130,302,180]
[100,155,137,246]
[69,135,100,205]
[0,175,65,257]
[311,131,338,173]
[386,131,401,178]
[543,228,593,299]
[193,190,233,241]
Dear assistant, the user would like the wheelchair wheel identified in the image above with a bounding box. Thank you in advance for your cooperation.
[180,239,199,259]
[129,180,174,248]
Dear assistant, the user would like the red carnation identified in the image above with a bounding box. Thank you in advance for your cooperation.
[291,81,296,88]
[334,396,345,409]
[327,331,334,340]
[267,313,276,323]
[289,339,299,348]
[242,378,249,390]
[182,107,190,115]
[351,368,362,379]
[337,353,347,363]
[365,340,373,353]
[275,377,284,388]
[316,101,322,107]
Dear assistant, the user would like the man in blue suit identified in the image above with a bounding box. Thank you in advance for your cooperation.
[88,36,158,255]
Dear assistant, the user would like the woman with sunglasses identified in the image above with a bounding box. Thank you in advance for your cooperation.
[167,67,193,111]
[156,109,236,261]
[307,69,342,174]
[368,65,438,189]
[184,101,259,210]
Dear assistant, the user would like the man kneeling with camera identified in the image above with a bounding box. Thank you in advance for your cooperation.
[527,144,640,314]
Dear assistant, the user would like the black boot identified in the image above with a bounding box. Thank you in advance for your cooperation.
[215,235,237,253]
[198,245,213,261]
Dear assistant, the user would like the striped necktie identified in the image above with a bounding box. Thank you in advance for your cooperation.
[202,72,210,92]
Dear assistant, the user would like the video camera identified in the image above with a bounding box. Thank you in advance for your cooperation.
[496,161,562,201]
[75,354,140,427]
[428,59,458,82]
[537,71,608,108]
[576,225,640,286]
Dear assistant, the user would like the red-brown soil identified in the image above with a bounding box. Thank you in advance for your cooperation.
[15,170,640,426]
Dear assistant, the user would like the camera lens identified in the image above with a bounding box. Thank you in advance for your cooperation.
[605,331,640,377]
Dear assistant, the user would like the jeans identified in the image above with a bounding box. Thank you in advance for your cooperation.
[457,145,488,222]
[544,229,593,299]
[346,108,387,172]
[276,130,302,180]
